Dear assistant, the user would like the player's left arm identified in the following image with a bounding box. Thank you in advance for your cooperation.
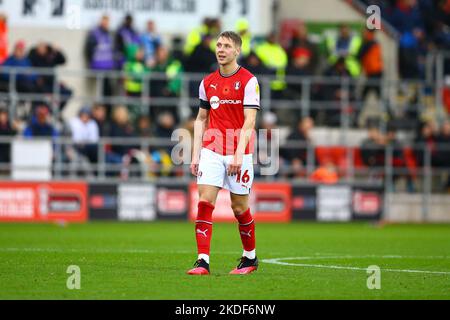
[237,107,258,154]
[227,108,258,176]
[228,108,258,176]
[227,77,260,176]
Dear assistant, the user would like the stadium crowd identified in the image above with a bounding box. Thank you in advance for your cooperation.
[0,5,449,188]
[360,0,450,78]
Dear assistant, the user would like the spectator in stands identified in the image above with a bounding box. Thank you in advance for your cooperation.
[414,120,438,167]
[386,125,404,162]
[309,158,339,184]
[68,107,99,164]
[284,47,314,102]
[324,56,352,83]
[435,120,450,166]
[256,112,278,176]
[151,111,175,176]
[398,29,422,79]
[358,29,384,100]
[149,46,183,122]
[435,120,450,189]
[356,28,384,126]
[280,117,314,178]
[91,103,110,137]
[419,0,438,36]
[84,15,116,99]
[23,104,58,139]
[108,105,138,159]
[184,18,219,110]
[385,124,415,191]
[287,22,319,75]
[433,20,450,51]
[170,115,196,176]
[287,48,314,77]
[181,115,195,143]
[170,36,186,64]
[28,42,72,113]
[122,115,157,179]
[436,0,450,27]
[386,0,428,79]
[1,40,38,93]
[183,17,212,57]
[185,34,217,73]
[0,13,8,65]
[185,33,217,105]
[141,20,162,68]
[106,105,144,178]
[0,107,17,165]
[115,14,141,68]
[136,115,153,137]
[324,23,362,77]
[259,111,278,134]
[319,57,352,126]
[204,18,222,52]
[123,44,149,98]
[388,0,425,34]
[360,126,385,171]
[150,46,183,98]
[240,51,273,104]
[433,11,450,78]
[85,15,115,70]
[235,18,252,58]
[254,32,288,100]
[209,18,222,38]
[241,50,272,77]
[154,111,175,144]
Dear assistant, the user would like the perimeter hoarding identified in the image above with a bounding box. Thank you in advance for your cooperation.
[189,182,292,222]
[88,183,118,220]
[156,183,189,220]
[351,185,384,221]
[0,181,88,222]
[291,185,317,220]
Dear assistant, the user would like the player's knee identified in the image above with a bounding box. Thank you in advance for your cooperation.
[231,204,247,216]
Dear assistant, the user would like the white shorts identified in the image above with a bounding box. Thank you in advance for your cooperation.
[197,148,254,195]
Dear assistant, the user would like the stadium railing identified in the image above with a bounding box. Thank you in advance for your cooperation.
[0,64,447,126]
[0,136,448,186]
[0,65,448,191]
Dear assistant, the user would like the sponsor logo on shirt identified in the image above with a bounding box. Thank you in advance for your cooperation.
[209,96,242,109]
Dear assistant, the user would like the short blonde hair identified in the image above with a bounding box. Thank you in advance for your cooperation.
[218,31,242,48]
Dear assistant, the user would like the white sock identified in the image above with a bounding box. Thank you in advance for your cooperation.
[243,249,256,259]
[198,253,209,264]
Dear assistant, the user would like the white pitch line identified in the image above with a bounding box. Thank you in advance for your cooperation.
[262,256,450,275]
[266,255,450,260]
[0,247,238,255]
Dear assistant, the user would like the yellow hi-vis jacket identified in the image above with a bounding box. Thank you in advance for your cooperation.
[183,24,209,56]
[255,41,288,91]
[325,34,362,77]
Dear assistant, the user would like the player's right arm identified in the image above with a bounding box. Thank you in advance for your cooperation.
[191,80,210,176]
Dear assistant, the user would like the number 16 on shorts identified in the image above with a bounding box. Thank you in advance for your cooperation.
[197,148,254,195]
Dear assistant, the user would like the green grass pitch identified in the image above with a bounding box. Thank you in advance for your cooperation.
[0,222,449,299]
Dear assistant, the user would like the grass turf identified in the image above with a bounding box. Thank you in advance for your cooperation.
[0,221,449,299]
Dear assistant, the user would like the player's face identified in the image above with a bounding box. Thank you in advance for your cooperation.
[216,37,240,66]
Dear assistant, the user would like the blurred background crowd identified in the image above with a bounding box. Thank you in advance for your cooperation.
[0,0,449,191]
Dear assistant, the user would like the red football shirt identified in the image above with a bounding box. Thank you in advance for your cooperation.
[199,66,260,156]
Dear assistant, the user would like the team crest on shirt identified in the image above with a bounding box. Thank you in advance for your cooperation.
[234,81,241,90]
